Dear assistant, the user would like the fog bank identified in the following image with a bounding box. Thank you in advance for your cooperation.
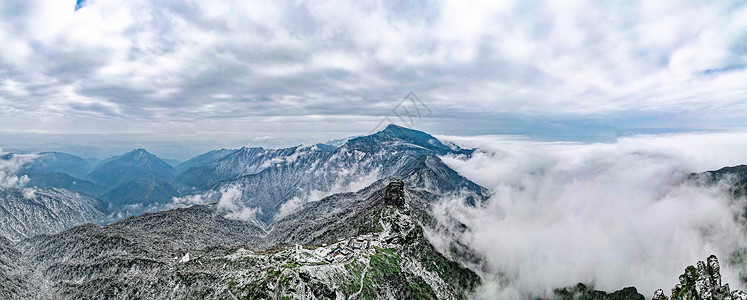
[436,132,747,298]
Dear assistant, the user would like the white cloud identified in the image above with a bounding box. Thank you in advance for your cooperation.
[215,184,263,222]
[170,193,212,207]
[436,132,747,298]
[254,135,275,143]
[216,185,243,211]
[22,187,36,199]
[224,206,262,222]
[0,152,37,188]
[274,195,306,221]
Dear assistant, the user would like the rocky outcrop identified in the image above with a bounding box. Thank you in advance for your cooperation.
[384,179,406,208]
[652,255,745,300]
[552,283,645,300]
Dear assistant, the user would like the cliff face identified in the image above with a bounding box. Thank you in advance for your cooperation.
[384,179,405,208]
[652,255,747,300]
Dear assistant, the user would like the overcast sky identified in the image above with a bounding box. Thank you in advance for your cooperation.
[1,0,746,158]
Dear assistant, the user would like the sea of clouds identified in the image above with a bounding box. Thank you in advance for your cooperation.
[434,131,747,298]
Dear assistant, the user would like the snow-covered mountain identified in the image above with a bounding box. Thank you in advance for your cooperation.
[174,148,236,173]
[0,124,491,298]
[201,124,484,222]
[0,187,107,241]
[0,235,25,299]
[174,145,335,194]
[2,125,487,233]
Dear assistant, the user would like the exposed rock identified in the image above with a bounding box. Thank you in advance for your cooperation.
[384,179,406,208]
[653,289,668,300]
[552,283,645,300]
[656,255,742,300]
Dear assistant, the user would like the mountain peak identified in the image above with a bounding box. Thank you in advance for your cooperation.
[87,148,176,188]
[122,148,157,160]
[380,123,420,135]
[375,124,440,144]
[239,146,265,151]
[651,254,746,300]
[384,123,406,130]
[128,148,149,154]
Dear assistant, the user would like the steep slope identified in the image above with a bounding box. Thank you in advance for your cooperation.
[174,145,331,193]
[343,124,471,156]
[0,187,108,241]
[12,203,267,299]
[107,203,266,251]
[648,254,747,299]
[267,180,389,246]
[399,154,490,206]
[207,145,342,222]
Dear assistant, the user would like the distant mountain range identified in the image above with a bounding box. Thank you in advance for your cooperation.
[4,124,484,226]
[1,125,747,299]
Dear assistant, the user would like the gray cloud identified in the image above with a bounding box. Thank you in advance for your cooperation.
[0,0,746,144]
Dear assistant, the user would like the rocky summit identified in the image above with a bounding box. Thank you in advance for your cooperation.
[652,255,747,300]
[383,179,406,208]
